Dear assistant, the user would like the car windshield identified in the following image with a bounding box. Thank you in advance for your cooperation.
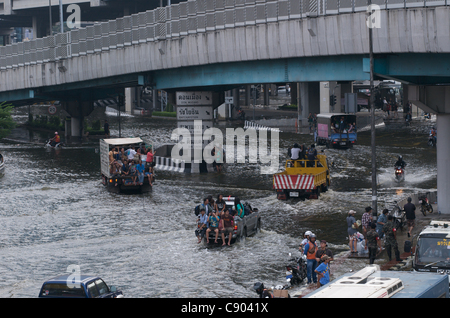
[416,237,450,267]
[95,279,110,295]
[40,283,85,298]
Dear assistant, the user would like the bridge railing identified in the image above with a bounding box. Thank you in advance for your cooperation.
[0,0,448,72]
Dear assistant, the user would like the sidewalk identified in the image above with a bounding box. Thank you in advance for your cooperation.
[379,203,450,271]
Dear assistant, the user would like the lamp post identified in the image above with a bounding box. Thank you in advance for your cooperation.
[59,0,64,34]
[368,0,378,219]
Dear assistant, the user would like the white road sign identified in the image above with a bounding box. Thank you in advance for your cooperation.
[176,91,213,106]
[177,106,214,121]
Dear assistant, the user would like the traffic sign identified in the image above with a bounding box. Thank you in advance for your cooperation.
[48,105,57,115]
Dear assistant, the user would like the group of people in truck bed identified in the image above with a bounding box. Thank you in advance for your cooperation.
[108,144,155,186]
[195,195,245,246]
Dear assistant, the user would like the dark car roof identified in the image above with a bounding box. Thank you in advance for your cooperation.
[43,274,100,285]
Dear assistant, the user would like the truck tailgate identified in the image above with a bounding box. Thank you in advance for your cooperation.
[273,175,315,190]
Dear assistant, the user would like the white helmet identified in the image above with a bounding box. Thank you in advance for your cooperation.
[305,231,312,236]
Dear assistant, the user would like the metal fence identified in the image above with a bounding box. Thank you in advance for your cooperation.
[0,0,448,71]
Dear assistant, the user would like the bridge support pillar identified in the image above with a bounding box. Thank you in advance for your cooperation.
[437,114,450,214]
[62,100,94,142]
[297,82,320,133]
[408,85,450,214]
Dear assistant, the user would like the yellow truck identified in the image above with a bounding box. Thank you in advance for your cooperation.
[273,154,331,200]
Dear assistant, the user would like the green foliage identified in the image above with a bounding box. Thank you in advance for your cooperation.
[28,115,64,131]
[152,111,177,117]
[92,119,101,131]
[0,102,16,139]
[277,104,298,110]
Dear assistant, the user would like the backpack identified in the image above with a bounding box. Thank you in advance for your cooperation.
[194,205,200,216]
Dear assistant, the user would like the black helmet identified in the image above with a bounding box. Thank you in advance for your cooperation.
[407,197,412,202]
[253,282,264,294]
[399,155,403,160]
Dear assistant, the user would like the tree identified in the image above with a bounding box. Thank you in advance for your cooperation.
[0,102,16,139]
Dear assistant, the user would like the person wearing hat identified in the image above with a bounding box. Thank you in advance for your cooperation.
[303,233,318,285]
[299,231,312,253]
[316,240,333,265]
[314,255,331,287]
[347,210,358,254]
[49,131,60,147]
[362,206,373,236]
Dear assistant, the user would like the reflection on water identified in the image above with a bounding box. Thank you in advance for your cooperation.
[0,107,437,297]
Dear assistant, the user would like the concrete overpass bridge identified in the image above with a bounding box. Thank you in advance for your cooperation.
[0,0,450,212]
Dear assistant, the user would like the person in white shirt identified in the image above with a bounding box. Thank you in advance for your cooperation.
[290,143,301,160]
[126,147,137,160]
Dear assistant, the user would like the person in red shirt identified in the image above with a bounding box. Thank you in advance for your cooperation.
[50,132,61,147]
[220,209,234,246]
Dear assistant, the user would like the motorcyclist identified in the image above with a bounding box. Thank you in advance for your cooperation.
[50,132,61,147]
[430,127,437,144]
[394,155,406,169]
[253,282,273,298]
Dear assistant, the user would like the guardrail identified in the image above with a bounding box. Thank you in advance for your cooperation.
[0,0,448,71]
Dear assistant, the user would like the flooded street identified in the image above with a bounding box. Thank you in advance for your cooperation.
[0,107,437,297]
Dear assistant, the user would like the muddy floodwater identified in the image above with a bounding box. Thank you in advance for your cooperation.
[0,107,437,297]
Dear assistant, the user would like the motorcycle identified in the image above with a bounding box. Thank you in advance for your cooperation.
[394,166,405,182]
[391,201,406,231]
[253,282,290,298]
[428,134,436,147]
[45,139,62,149]
[419,195,433,216]
[285,252,307,286]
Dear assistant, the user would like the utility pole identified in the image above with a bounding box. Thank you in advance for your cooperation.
[49,0,53,35]
[368,0,378,219]
[59,0,64,33]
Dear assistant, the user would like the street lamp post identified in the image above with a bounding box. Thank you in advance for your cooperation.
[368,0,378,220]
[59,0,64,34]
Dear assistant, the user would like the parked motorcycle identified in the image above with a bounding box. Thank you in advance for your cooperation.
[419,195,433,216]
[391,201,406,231]
[394,166,405,182]
[253,282,290,298]
[285,252,307,286]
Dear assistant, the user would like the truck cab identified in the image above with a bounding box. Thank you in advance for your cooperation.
[38,275,123,298]
[413,221,450,284]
